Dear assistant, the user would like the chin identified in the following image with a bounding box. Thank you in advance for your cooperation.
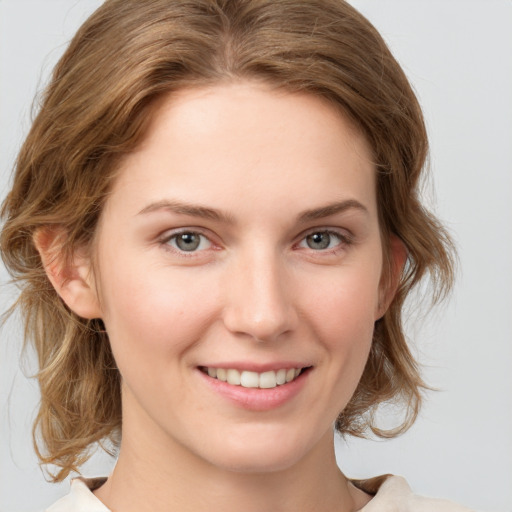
[211,448,303,474]
[198,425,322,474]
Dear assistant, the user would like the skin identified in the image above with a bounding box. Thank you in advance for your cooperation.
[40,81,403,512]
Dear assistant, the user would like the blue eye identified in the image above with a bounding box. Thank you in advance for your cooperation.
[166,232,212,252]
[300,231,345,251]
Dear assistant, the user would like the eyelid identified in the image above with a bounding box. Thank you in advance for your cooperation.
[158,228,219,255]
[295,227,354,251]
[156,226,354,256]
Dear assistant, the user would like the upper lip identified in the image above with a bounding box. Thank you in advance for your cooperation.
[198,361,312,372]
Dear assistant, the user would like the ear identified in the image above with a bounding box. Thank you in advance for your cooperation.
[34,227,103,319]
[375,235,407,320]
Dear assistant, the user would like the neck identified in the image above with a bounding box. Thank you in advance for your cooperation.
[94,400,370,512]
[95,439,368,512]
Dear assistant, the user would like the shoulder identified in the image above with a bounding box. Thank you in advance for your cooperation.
[45,474,478,512]
[353,475,478,512]
[45,478,109,512]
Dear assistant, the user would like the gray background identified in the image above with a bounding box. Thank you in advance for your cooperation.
[1,1,511,511]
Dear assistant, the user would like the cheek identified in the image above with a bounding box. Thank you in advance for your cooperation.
[302,266,380,391]
[305,265,381,338]
[97,260,220,359]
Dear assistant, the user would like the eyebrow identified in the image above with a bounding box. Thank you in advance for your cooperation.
[137,198,368,224]
[297,199,368,222]
[137,199,235,224]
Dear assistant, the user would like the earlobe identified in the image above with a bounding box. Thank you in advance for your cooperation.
[376,235,408,320]
[33,227,102,319]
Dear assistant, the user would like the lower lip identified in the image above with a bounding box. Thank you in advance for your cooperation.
[197,369,310,411]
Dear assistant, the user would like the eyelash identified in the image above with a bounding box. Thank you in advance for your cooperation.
[159,229,214,256]
[296,229,353,254]
[158,228,353,256]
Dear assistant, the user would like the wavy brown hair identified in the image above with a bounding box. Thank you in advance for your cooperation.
[1,0,455,481]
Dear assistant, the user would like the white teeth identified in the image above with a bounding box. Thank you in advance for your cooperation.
[226,369,241,385]
[259,371,277,388]
[285,368,295,383]
[205,367,305,388]
[240,371,259,388]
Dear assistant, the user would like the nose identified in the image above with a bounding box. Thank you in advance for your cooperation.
[222,248,298,342]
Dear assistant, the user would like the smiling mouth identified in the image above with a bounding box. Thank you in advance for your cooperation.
[199,366,311,389]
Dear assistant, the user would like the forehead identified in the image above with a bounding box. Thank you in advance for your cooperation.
[106,81,377,222]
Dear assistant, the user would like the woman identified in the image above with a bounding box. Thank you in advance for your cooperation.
[1,1,475,510]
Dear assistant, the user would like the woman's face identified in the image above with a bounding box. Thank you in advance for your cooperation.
[90,81,389,472]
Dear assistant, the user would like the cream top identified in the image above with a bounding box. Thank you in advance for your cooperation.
[45,475,476,512]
